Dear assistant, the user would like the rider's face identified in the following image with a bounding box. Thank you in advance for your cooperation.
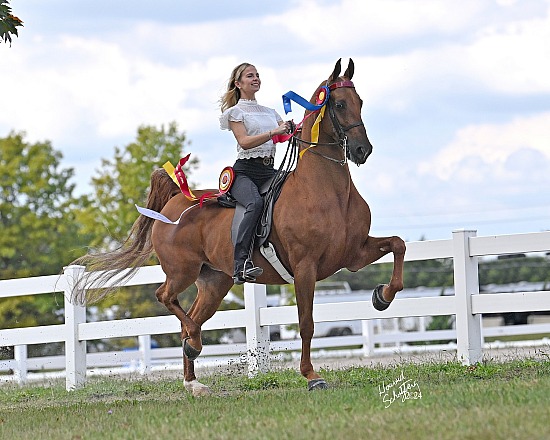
[236,66,261,98]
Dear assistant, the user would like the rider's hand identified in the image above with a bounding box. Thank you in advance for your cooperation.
[273,121,292,136]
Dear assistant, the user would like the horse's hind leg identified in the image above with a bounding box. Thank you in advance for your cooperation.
[351,235,406,310]
[155,269,203,353]
[183,265,234,397]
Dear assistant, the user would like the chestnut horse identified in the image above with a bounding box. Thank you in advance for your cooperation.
[71,58,405,395]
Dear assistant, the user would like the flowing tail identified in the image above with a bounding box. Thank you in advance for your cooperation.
[69,169,180,304]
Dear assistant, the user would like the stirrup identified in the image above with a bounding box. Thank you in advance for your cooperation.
[233,265,263,285]
[244,265,263,278]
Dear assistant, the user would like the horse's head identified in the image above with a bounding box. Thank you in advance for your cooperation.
[317,58,373,165]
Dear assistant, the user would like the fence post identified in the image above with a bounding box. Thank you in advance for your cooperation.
[138,334,152,374]
[244,283,270,377]
[63,265,87,390]
[453,229,483,365]
[361,320,375,357]
[13,345,27,384]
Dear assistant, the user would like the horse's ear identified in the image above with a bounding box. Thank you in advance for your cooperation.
[344,58,354,80]
[329,58,342,82]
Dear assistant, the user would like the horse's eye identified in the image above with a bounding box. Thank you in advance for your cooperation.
[335,101,345,109]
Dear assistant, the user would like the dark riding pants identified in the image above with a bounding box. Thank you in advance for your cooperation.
[231,159,276,274]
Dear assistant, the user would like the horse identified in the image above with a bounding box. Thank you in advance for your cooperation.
[71,58,406,395]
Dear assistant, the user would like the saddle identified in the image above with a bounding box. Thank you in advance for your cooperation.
[217,173,295,284]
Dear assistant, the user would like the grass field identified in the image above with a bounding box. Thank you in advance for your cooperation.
[1,353,550,440]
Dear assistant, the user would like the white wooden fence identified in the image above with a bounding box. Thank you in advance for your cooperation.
[1,229,550,391]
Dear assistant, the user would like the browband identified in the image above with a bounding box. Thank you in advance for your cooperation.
[329,80,355,90]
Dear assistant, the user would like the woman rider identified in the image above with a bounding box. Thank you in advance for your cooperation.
[219,63,291,285]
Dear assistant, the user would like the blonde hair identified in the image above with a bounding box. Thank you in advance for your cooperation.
[219,62,254,113]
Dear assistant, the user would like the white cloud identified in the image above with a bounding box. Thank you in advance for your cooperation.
[270,0,486,50]
[1,35,232,150]
[465,8,550,93]
[419,112,550,180]
[351,3,550,112]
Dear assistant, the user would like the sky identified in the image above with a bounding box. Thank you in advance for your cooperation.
[2,0,550,242]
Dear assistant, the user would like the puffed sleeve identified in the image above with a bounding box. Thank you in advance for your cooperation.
[274,109,283,125]
[219,106,245,130]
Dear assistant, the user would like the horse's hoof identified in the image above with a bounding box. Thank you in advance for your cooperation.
[184,380,212,397]
[372,284,391,311]
[308,378,328,391]
[183,337,202,361]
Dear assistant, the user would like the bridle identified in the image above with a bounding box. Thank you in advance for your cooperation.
[293,80,364,166]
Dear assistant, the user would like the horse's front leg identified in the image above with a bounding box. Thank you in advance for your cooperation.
[293,267,329,391]
[349,235,406,310]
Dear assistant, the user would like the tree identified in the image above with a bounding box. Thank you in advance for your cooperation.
[0,132,93,343]
[78,122,197,251]
[0,131,91,279]
[0,0,23,45]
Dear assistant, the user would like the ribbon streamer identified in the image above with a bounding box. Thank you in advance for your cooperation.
[310,106,326,144]
[282,85,330,114]
[135,204,184,225]
[135,203,201,225]
[173,154,199,201]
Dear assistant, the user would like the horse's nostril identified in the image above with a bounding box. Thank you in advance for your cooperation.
[357,146,368,159]
[354,145,373,164]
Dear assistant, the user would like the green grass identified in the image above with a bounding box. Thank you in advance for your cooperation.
[1,355,550,440]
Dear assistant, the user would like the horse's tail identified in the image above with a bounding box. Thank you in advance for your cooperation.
[70,168,180,305]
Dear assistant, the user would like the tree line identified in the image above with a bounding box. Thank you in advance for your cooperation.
[326,254,550,291]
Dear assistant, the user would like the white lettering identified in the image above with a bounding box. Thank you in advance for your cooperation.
[378,373,423,408]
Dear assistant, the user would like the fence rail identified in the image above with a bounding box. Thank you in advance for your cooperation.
[1,229,550,390]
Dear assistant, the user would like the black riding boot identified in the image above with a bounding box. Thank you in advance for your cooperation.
[231,190,264,284]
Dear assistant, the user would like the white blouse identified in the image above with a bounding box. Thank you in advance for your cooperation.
[220,99,283,160]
